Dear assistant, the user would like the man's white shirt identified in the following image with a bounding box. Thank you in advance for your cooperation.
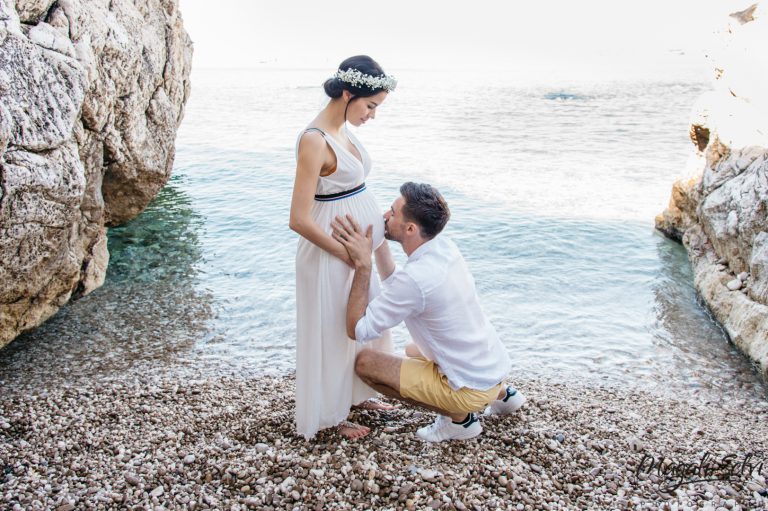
[355,235,512,391]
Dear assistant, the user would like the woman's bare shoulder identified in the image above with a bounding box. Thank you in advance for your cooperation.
[297,129,327,153]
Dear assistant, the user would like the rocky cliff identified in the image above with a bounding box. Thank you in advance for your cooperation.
[656,3,768,378]
[0,0,192,348]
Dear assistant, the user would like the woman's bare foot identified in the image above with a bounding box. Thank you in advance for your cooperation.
[337,421,370,440]
[354,399,400,411]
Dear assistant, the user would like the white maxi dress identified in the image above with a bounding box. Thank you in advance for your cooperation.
[294,126,393,440]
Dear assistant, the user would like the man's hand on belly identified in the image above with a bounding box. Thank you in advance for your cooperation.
[332,214,373,269]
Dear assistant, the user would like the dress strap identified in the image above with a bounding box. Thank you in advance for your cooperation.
[304,127,327,136]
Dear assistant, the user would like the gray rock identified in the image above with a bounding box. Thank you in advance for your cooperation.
[124,473,140,486]
[0,0,193,349]
[627,437,644,451]
[279,476,296,493]
[655,6,768,378]
[244,497,261,509]
[418,468,441,482]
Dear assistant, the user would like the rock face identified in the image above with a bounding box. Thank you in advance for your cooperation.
[0,0,192,348]
[656,3,768,378]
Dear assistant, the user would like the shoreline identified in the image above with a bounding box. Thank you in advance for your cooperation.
[2,373,767,510]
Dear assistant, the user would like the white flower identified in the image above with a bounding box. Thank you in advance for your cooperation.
[334,69,397,92]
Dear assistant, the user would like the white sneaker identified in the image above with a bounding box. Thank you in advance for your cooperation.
[484,386,526,416]
[416,413,482,442]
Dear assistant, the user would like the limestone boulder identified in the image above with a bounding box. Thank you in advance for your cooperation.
[657,2,768,378]
[0,0,192,348]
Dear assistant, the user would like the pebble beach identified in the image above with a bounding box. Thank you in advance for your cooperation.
[2,372,767,510]
[4,0,768,509]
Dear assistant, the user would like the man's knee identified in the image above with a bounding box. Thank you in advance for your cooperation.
[355,349,377,378]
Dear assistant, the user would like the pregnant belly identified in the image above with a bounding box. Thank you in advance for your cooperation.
[341,190,385,249]
[356,207,385,250]
[314,190,386,250]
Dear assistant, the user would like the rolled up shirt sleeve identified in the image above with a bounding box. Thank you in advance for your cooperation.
[354,270,424,343]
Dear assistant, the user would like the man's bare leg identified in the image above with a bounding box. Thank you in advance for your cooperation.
[354,350,467,422]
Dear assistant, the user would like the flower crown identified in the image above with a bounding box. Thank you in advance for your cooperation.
[334,68,397,92]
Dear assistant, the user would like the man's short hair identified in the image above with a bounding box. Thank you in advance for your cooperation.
[399,182,450,239]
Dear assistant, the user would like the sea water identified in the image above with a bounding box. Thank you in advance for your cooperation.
[1,69,765,403]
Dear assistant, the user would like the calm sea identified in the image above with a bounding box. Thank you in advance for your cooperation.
[1,68,765,403]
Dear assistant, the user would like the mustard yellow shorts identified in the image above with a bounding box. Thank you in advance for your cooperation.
[399,356,502,414]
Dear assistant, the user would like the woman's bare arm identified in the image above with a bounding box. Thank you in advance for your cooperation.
[289,132,353,266]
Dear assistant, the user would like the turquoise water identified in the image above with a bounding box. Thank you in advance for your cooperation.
[1,69,765,402]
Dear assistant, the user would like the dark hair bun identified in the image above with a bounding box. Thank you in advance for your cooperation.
[323,77,344,99]
[323,55,389,99]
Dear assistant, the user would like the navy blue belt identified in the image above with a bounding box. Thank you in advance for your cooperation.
[314,183,366,202]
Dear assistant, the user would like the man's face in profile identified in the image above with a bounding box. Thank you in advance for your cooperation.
[384,196,406,243]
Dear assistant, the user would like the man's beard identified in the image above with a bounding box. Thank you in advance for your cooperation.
[384,222,400,242]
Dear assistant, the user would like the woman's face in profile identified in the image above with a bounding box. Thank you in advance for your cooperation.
[346,91,388,127]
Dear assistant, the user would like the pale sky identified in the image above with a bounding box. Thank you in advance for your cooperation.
[178,0,744,79]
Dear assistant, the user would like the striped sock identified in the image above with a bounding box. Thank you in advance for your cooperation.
[452,413,476,427]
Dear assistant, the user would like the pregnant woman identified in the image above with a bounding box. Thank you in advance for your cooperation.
[290,56,397,440]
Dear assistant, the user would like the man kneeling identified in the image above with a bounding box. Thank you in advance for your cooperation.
[332,182,525,442]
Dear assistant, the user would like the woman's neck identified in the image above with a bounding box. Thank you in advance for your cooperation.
[315,99,347,137]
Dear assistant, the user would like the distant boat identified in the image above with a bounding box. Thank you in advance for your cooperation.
[544,91,585,101]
